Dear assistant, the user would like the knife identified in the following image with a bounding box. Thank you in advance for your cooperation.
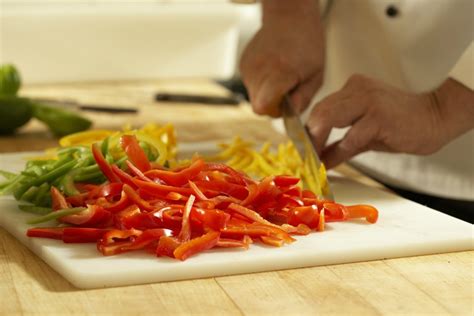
[32,98,138,114]
[280,95,334,200]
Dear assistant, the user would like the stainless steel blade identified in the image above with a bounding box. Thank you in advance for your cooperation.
[281,95,334,200]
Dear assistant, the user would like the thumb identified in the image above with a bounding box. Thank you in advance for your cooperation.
[321,117,377,169]
[289,71,323,114]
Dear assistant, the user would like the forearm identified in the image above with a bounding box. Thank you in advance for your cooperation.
[433,78,474,143]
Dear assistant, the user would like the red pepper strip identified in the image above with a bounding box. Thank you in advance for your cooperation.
[273,175,300,187]
[156,236,181,258]
[277,195,305,209]
[221,225,295,244]
[92,183,123,199]
[66,192,88,207]
[118,228,171,252]
[144,158,205,187]
[260,235,285,247]
[204,163,250,185]
[118,209,166,230]
[288,205,319,228]
[60,204,111,226]
[216,236,251,249]
[92,143,120,183]
[62,228,110,243]
[191,207,230,231]
[178,195,195,242]
[192,180,248,200]
[284,186,302,198]
[51,186,70,211]
[162,207,185,231]
[322,203,347,222]
[111,165,138,188]
[280,223,312,235]
[97,191,130,213]
[133,179,193,196]
[228,203,290,232]
[345,205,379,223]
[122,183,155,211]
[241,176,274,206]
[173,230,220,261]
[317,209,325,232]
[302,189,317,199]
[27,227,64,240]
[188,181,208,200]
[120,135,151,172]
[97,228,142,255]
[126,160,153,182]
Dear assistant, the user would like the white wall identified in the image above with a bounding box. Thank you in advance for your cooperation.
[0,1,260,83]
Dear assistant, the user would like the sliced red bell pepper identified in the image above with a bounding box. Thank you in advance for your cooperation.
[156,236,181,258]
[345,205,379,223]
[216,236,252,249]
[273,175,300,187]
[188,181,208,201]
[120,134,151,172]
[92,142,120,183]
[122,183,155,211]
[111,164,138,188]
[62,228,110,243]
[288,205,319,228]
[125,160,153,182]
[60,204,111,226]
[97,191,130,213]
[133,179,193,196]
[144,158,205,186]
[191,207,230,231]
[51,186,70,211]
[323,203,347,222]
[173,230,220,261]
[178,195,195,242]
[27,227,64,240]
[204,163,250,185]
[192,179,248,200]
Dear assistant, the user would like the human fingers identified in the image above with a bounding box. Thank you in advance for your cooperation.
[306,90,366,154]
[320,116,378,169]
[289,71,323,114]
[252,70,299,117]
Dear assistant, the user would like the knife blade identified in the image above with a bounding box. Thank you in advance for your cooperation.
[280,95,334,200]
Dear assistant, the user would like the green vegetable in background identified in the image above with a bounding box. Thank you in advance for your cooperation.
[0,96,33,134]
[0,63,92,136]
[0,64,21,96]
[31,103,92,137]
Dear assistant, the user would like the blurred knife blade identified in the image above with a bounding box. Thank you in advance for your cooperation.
[280,95,334,200]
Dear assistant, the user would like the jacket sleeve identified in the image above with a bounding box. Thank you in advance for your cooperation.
[449,42,473,90]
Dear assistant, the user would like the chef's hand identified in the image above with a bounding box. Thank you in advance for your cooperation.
[307,75,474,169]
[240,0,324,117]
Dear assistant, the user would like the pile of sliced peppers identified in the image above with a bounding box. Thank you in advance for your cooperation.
[10,134,378,261]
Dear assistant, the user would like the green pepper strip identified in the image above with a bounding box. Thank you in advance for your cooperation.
[0,170,17,180]
[27,207,86,225]
[32,182,50,206]
[20,186,39,202]
[13,160,76,200]
[19,204,52,215]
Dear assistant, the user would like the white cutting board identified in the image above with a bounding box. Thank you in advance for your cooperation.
[0,149,472,289]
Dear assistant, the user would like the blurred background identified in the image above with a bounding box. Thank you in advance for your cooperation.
[0,0,260,84]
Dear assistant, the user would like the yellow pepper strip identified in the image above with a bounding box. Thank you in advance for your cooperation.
[59,130,115,147]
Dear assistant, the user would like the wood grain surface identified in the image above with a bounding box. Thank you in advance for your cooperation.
[1,80,472,316]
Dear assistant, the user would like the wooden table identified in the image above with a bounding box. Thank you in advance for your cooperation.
[1,80,472,316]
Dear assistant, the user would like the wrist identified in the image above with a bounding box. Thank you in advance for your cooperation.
[432,78,474,142]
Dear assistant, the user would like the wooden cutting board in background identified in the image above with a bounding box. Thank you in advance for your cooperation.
[0,149,471,289]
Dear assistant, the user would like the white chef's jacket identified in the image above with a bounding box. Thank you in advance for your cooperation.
[309,0,474,200]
